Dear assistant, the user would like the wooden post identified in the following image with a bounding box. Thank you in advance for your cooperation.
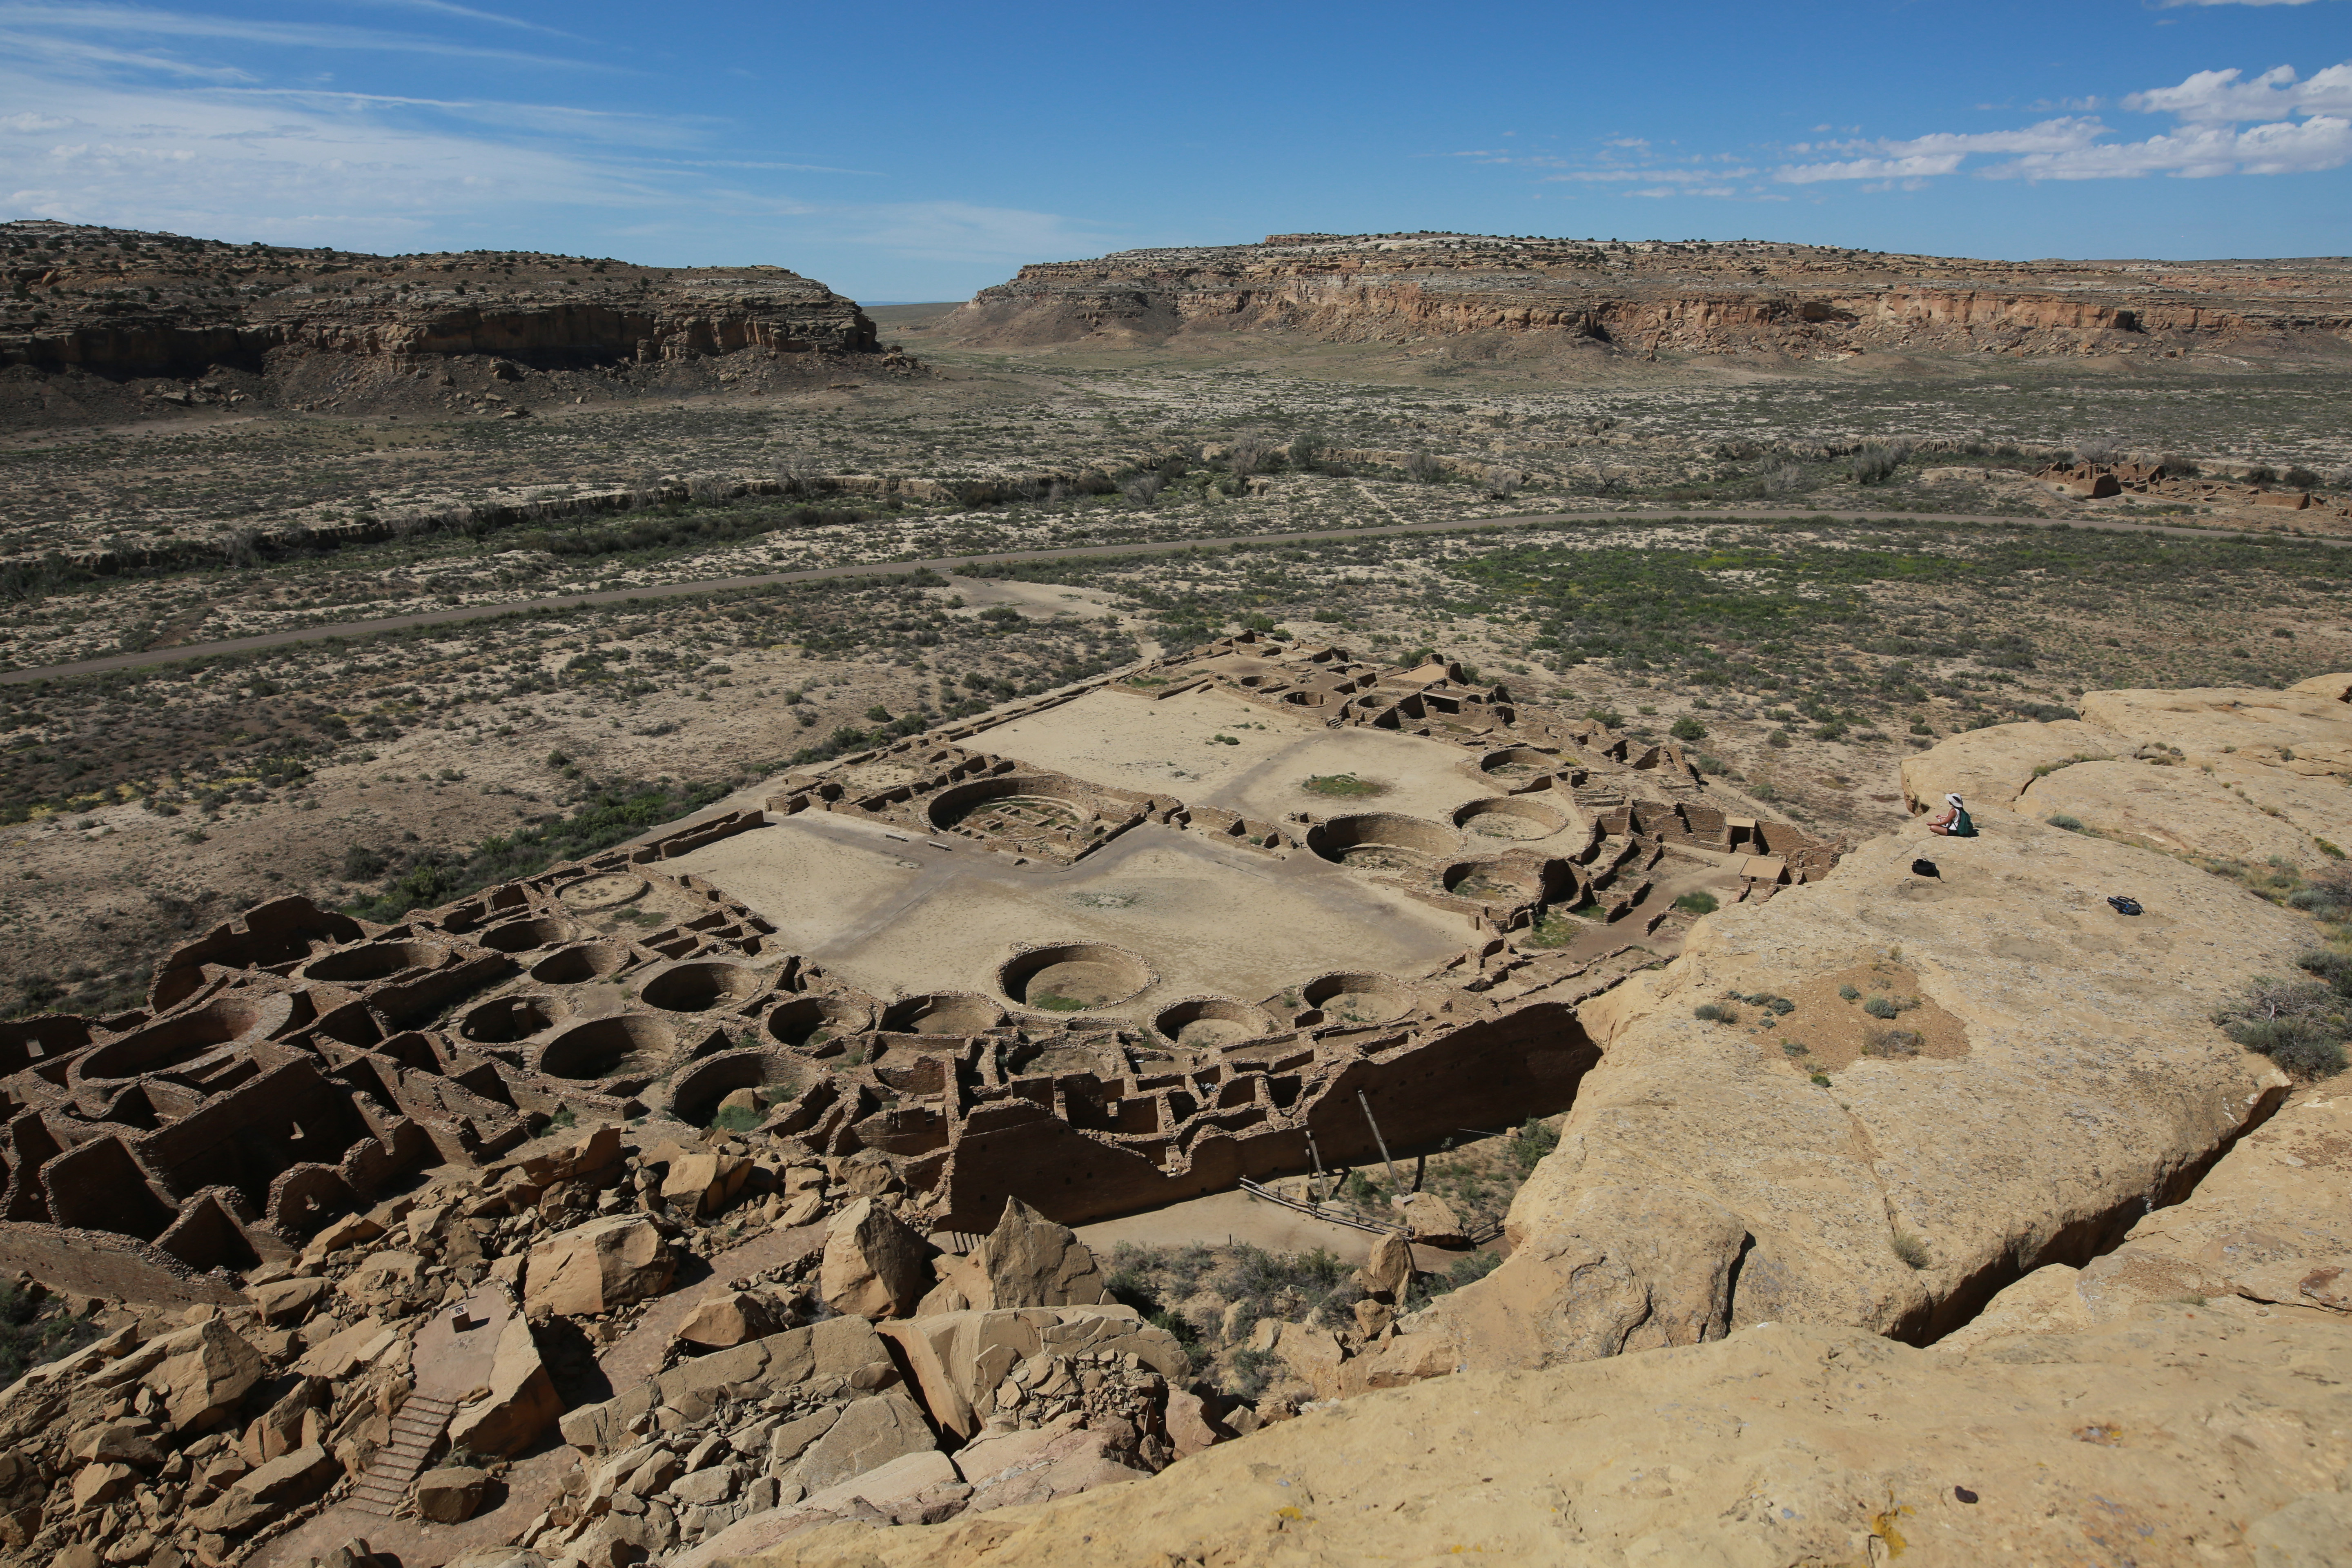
[1357,1089,1402,1188]
[1305,1129,1328,1202]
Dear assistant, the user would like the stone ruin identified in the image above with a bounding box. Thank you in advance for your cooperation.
[2,635,1837,1269]
[0,636,1846,1565]
[2034,458,2352,516]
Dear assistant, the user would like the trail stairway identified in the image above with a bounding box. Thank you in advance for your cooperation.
[347,1392,460,1517]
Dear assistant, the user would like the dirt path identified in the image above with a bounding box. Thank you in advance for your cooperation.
[10,505,2334,687]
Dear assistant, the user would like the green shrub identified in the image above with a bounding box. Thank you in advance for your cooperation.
[2214,975,2348,1078]
[1839,984,1861,1001]
[1890,1233,1931,1270]
[1693,1002,1739,1023]
[0,1283,98,1386]
[1863,995,1901,1019]
[2297,949,2352,997]
[1668,716,1708,742]
[708,1103,764,1134]
[1303,773,1384,798]
[1511,1115,1560,1174]
[1673,891,1719,915]
[1866,1028,1924,1058]
[2046,813,2085,831]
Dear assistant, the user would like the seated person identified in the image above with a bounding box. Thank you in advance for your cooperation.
[1926,792,1977,837]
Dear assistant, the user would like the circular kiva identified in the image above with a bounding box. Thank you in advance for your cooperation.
[74,993,285,1086]
[474,915,580,954]
[1441,858,1544,901]
[537,1013,677,1080]
[766,994,871,1054]
[1453,795,1570,841]
[666,1047,800,1128]
[529,942,632,984]
[999,943,1153,1013]
[1479,745,1560,779]
[926,775,1095,841]
[1154,996,1274,1050]
[457,992,568,1045]
[1305,812,1461,871]
[639,961,764,1013]
[879,991,1006,1036]
[299,939,447,984]
[558,873,650,911]
[1302,971,1415,1026]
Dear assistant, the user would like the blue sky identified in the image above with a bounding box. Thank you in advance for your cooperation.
[2,1,2347,301]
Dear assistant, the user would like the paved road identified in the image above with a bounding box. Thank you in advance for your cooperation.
[5,504,2338,687]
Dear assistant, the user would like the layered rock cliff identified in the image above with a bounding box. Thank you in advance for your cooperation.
[944,232,2352,358]
[0,220,890,403]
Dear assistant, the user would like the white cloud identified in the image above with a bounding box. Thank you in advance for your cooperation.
[1769,63,2352,184]
[2123,62,2352,122]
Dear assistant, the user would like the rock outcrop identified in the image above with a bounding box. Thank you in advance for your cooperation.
[0,220,907,428]
[943,233,2352,359]
[1355,679,2350,1381]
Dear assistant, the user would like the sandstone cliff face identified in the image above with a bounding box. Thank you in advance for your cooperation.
[943,232,2352,358]
[1394,677,2348,1371]
[0,220,881,384]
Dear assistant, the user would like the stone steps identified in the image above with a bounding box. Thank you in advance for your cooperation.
[347,1392,462,1518]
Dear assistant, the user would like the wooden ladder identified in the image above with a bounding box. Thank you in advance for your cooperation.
[346,1392,461,1518]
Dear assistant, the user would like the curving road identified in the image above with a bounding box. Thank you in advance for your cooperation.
[4,504,2340,687]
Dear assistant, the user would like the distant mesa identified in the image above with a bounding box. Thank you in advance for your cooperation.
[935,231,2352,359]
[0,219,914,428]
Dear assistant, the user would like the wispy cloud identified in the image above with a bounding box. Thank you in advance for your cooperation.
[0,1,606,70]
[1484,58,2352,198]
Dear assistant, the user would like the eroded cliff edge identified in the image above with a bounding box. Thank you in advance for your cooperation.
[943,232,2352,360]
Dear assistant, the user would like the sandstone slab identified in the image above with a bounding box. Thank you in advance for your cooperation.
[447,1313,562,1459]
[526,1214,673,1317]
[819,1197,931,1319]
[415,1465,490,1523]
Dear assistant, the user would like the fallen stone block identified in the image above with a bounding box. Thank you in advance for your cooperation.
[789,1389,936,1495]
[415,1465,490,1523]
[673,1289,778,1349]
[145,1318,268,1433]
[191,1442,339,1535]
[526,1215,674,1316]
[247,1276,330,1325]
[448,1314,563,1459]
[876,1304,1189,1440]
[819,1197,932,1319]
[659,1154,750,1220]
[918,1197,1109,1315]
[1163,1390,1233,1458]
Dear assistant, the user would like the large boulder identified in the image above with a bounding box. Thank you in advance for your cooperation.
[917,1197,1109,1314]
[819,1198,932,1319]
[415,1466,491,1523]
[659,1154,751,1220]
[446,1314,562,1459]
[673,1289,780,1349]
[788,1389,936,1495]
[559,1316,898,1453]
[875,1305,1190,1440]
[144,1318,267,1433]
[526,1215,674,1316]
[190,1442,339,1534]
